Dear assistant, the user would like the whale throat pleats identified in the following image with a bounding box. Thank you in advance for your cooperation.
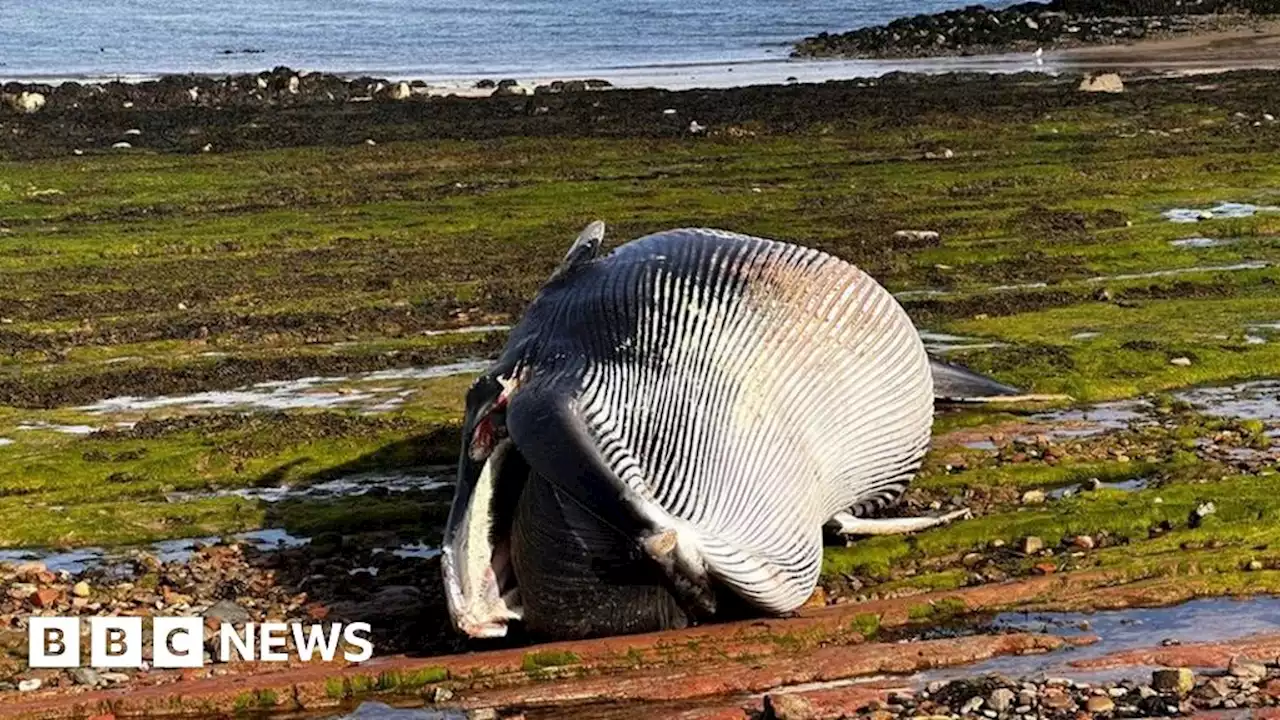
[546,229,934,613]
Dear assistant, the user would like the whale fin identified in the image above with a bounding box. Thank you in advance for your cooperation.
[930,357,1025,402]
[549,220,605,282]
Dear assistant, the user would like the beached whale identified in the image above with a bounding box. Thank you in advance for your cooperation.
[442,223,1019,640]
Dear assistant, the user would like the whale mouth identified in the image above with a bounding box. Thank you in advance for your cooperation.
[442,437,526,638]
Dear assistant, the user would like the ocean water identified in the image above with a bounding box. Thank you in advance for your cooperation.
[1,0,989,81]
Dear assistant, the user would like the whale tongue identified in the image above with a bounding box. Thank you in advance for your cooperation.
[446,439,523,638]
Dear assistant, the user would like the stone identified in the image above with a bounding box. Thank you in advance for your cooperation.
[17,678,41,692]
[30,588,60,608]
[1072,535,1096,550]
[112,142,132,150]
[1170,357,1192,367]
[961,696,984,714]
[1022,536,1045,554]
[72,668,100,686]
[1228,656,1267,682]
[1189,501,1216,528]
[1085,695,1115,713]
[72,581,91,598]
[1193,677,1231,702]
[764,692,817,720]
[7,92,47,114]
[1021,490,1046,504]
[99,672,131,684]
[1078,74,1124,94]
[1151,668,1194,695]
[389,82,412,100]
[205,599,251,623]
[1040,688,1075,710]
[893,229,941,244]
[988,688,1017,712]
[1247,559,1264,571]
[1261,678,1280,699]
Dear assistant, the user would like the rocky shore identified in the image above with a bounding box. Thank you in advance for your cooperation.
[793,0,1280,59]
[824,662,1280,720]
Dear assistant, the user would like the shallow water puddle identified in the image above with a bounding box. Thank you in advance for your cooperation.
[920,330,1007,354]
[327,702,463,720]
[164,470,448,504]
[1163,203,1280,223]
[1028,399,1153,439]
[15,421,97,435]
[78,359,490,414]
[1085,261,1268,283]
[921,596,1280,684]
[1169,236,1232,248]
[1047,477,1148,500]
[0,528,311,575]
[1174,379,1280,421]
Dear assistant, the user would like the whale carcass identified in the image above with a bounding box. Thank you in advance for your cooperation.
[442,223,1019,640]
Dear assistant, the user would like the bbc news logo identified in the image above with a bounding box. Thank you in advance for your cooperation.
[29,617,373,668]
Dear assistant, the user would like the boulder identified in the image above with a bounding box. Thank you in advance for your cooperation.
[1079,73,1124,93]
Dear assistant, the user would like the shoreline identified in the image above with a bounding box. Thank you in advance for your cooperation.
[1,23,1277,96]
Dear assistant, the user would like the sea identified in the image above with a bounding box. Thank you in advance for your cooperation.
[0,0,1041,87]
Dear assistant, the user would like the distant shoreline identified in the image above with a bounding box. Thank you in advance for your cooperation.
[793,0,1280,61]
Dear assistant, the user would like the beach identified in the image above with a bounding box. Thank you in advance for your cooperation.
[4,2,1280,718]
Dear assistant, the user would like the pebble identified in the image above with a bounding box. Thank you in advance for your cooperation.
[72,668,100,686]
[988,688,1016,712]
[1020,489,1046,504]
[17,679,41,692]
[72,581,90,597]
[764,693,816,720]
[1229,656,1267,682]
[1021,535,1044,554]
[1170,356,1193,367]
[1085,695,1115,713]
[1152,667,1195,694]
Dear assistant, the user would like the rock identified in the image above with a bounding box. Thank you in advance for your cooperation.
[99,672,131,684]
[893,229,941,244]
[7,91,47,113]
[1072,535,1096,550]
[688,120,706,134]
[1228,656,1267,682]
[17,679,41,692]
[1189,501,1215,527]
[1021,490,1046,504]
[72,581,91,597]
[1261,678,1280,699]
[288,76,301,95]
[1193,677,1231,702]
[960,696,984,714]
[1152,668,1194,695]
[112,142,132,150]
[205,599,251,623]
[492,79,525,96]
[30,588,61,608]
[1247,559,1265,571]
[764,692,816,720]
[1021,535,1044,554]
[72,668,100,686]
[1170,357,1192,367]
[427,686,455,703]
[988,688,1017,712]
[389,82,412,100]
[962,552,985,568]
[1086,695,1115,713]
[1079,73,1124,93]
[1040,688,1075,710]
